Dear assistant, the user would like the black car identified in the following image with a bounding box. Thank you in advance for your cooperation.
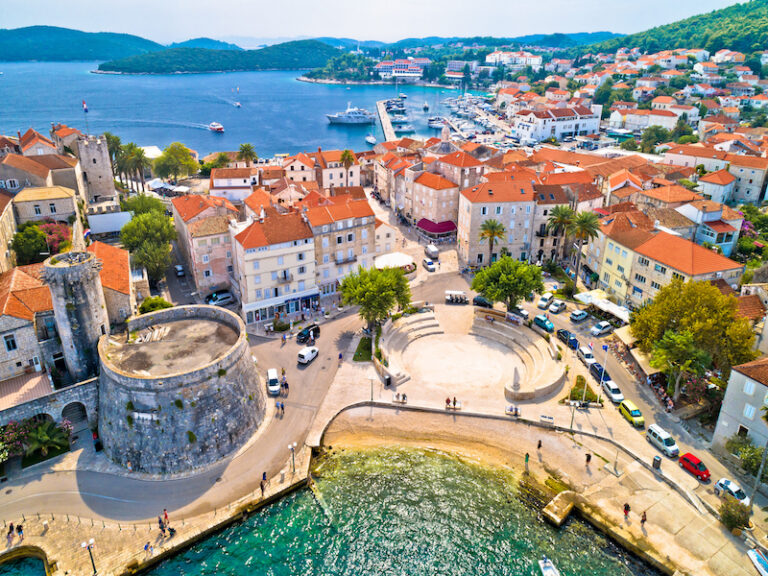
[556,329,579,350]
[473,295,493,308]
[296,324,320,344]
[589,362,611,382]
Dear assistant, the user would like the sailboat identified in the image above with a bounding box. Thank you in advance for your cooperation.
[365,134,377,145]
[233,86,241,108]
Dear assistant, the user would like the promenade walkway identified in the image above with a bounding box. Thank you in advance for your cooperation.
[376,100,396,141]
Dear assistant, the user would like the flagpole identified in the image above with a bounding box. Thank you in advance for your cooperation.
[82,100,90,134]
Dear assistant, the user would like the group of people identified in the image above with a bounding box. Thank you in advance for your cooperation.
[394,392,407,403]
[445,397,459,408]
[280,369,290,396]
[6,523,23,545]
[157,509,175,538]
[647,375,675,413]
[623,503,647,527]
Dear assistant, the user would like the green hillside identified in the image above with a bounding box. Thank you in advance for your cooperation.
[169,37,242,51]
[98,40,342,74]
[586,0,768,54]
[0,25,163,61]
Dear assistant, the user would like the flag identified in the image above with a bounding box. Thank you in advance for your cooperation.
[83,229,91,239]
[82,100,88,113]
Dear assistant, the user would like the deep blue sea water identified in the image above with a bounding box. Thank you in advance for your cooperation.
[0,62,459,157]
[0,448,662,576]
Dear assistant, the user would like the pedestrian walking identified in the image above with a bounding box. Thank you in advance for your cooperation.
[281,402,285,416]
[16,525,23,542]
[158,516,166,536]
[6,523,13,545]
[163,508,169,523]
[260,479,266,497]
[585,453,592,466]
[537,440,542,450]
[281,367,286,377]
[284,381,289,394]
[338,352,343,363]
[144,542,151,555]
[623,503,630,519]
[641,511,647,527]
[262,471,267,482]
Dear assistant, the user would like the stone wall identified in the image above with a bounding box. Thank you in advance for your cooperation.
[0,378,98,427]
[0,317,41,382]
[97,305,266,474]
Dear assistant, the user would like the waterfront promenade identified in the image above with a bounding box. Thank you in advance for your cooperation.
[376,100,396,141]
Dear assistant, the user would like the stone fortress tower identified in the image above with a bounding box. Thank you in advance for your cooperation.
[43,251,110,382]
[76,135,118,204]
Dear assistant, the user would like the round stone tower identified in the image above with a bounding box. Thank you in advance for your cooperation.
[43,251,109,382]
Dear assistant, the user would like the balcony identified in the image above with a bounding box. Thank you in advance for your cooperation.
[275,272,293,284]
[535,229,549,238]
[335,254,358,265]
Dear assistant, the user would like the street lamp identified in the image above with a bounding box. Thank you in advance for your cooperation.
[81,538,97,575]
[288,442,297,472]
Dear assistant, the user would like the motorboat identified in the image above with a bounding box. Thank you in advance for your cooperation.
[326,103,376,124]
[365,134,377,145]
[427,116,446,128]
[399,93,408,99]
[208,122,225,132]
[234,101,241,108]
[538,556,561,576]
[390,114,411,124]
[749,548,768,576]
[394,124,415,133]
[423,101,429,111]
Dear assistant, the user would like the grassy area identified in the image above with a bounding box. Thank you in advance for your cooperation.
[353,337,373,362]
[21,444,70,468]
[565,377,601,404]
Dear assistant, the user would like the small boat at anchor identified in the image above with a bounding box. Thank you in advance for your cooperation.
[423,101,429,111]
[538,556,561,576]
[208,122,225,132]
[234,102,241,108]
[365,134,377,145]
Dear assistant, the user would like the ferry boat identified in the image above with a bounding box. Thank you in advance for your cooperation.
[538,556,561,576]
[365,134,377,145]
[326,103,376,125]
[208,122,225,132]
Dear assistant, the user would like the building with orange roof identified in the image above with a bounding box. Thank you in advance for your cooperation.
[432,150,484,190]
[409,172,460,231]
[19,129,56,157]
[304,198,375,295]
[283,153,316,183]
[86,241,134,324]
[457,180,537,265]
[307,148,360,189]
[374,218,398,255]
[697,169,736,204]
[634,185,702,210]
[209,166,260,203]
[676,200,743,256]
[231,210,317,324]
[0,153,56,192]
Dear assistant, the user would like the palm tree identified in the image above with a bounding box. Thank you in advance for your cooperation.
[237,143,257,167]
[103,132,122,172]
[568,211,601,282]
[546,205,575,262]
[479,219,506,266]
[122,143,141,192]
[132,147,152,192]
[25,420,69,457]
[340,149,356,188]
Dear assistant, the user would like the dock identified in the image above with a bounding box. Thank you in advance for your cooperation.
[443,116,467,139]
[376,100,396,141]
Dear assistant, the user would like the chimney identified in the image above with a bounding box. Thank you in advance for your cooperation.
[317,147,322,153]
[259,206,266,222]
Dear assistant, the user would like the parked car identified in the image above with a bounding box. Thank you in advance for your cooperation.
[679,453,710,481]
[533,314,554,333]
[619,400,645,428]
[590,321,613,337]
[509,305,529,319]
[570,310,589,323]
[589,362,611,383]
[296,324,320,344]
[714,478,750,505]
[174,264,185,277]
[646,424,679,458]
[577,346,596,366]
[556,329,578,350]
[473,295,493,309]
[205,290,234,306]
[297,346,319,365]
[549,300,567,314]
[537,293,554,310]
[422,258,436,272]
[601,379,624,403]
[266,368,281,396]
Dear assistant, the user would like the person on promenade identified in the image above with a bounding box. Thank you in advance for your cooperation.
[445,397,451,408]
[16,525,22,542]
[585,453,591,466]
[338,352,343,363]
[641,511,647,527]
[163,509,169,524]
[144,542,151,555]
[158,516,166,536]
[284,381,289,395]
[623,503,630,519]
[537,440,542,450]
[6,523,13,545]
[453,397,457,408]
[281,402,285,416]
[260,479,266,497]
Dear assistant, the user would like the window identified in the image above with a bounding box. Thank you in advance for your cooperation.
[603,273,610,282]
[202,254,209,264]
[226,251,231,259]
[634,274,646,283]
[298,266,306,274]
[481,206,487,215]
[255,289,262,299]
[297,252,305,261]
[617,265,625,274]
[744,379,756,396]
[621,250,627,258]
[298,280,305,291]
[638,257,649,266]
[744,404,756,420]
[347,233,354,242]
[651,281,661,290]
[653,264,667,274]
[608,242,614,251]
[204,269,212,278]
[323,254,329,264]
[277,256,284,265]
[336,236,343,245]
[252,261,259,270]
[211,237,220,246]
[495,206,502,215]
[614,245,620,254]
[606,258,613,266]
[362,229,368,239]
[49,203,56,214]
[323,269,329,278]
[227,265,233,273]
[672,272,684,280]
[253,274,261,284]
[322,225,329,233]
[322,237,329,248]
[614,279,622,288]
[4,334,17,352]
[526,205,531,214]
[6,179,18,189]
[34,205,41,216]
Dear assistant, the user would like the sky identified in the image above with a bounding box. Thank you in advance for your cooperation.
[3,0,745,44]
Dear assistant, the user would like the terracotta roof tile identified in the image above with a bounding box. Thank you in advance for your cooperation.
[737,294,766,322]
[460,181,535,203]
[733,356,768,387]
[639,185,702,204]
[171,194,237,222]
[235,211,312,249]
[699,169,736,186]
[437,150,482,168]
[304,198,374,227]
[1,154,51,179]
[0,265,52,321]
[414,172,457,190]
[634,231,742,276]
[87,241,131,295]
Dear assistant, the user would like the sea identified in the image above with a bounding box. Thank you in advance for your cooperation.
[0,62,462,158]
[0,448,663,576]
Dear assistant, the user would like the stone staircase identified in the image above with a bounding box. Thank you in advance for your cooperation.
[380,312,444,386]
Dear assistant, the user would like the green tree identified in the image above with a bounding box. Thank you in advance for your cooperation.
[650,330,711,400]
[640,125,671,153]
[24,420,69,457]
[471,257,544,311]
[120,212,176,251]
[670,116,693,141]
[631,279,758,378]
[546,205,575,261]
[237,143,257,167]
[153,142,199,181]
[592,77,614,106]
[479,219,506,265]
[134,241,172,284]
[568,211,600,281]
[620,138,639,151]
[103,131,122,177]
[121,194,165,215]
[339,267,411,328]
[11,225,48,265]
[139,296,173,314]
[340,149,356,188]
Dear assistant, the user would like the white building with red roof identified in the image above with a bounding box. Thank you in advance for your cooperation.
[511,106,600,144]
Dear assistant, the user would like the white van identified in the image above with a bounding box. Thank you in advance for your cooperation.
[646,424,679,457]
[266,368,281,396]
[577,346,596,366]
[537,292,554,310]
[425,244,439,260]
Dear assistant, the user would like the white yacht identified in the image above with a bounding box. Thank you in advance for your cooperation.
[365,134,377,145]
[326,103,376,124]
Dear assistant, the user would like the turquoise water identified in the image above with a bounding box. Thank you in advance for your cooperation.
[0,448,661,576]
[0,62,458,156]
[0,558,44,575]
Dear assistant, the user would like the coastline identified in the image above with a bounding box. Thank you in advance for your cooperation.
[91,67,313,76]
[296,75,458,90]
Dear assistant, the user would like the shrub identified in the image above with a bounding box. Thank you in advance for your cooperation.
[125,401,135,411]
[273,320,290,332]
[139,296,173,314]
[217,368,227,377]
[187,430,196,443]
[569,375,599,403]
[126,415,134,427]
[174,399,183,409]
[719,499,750,531]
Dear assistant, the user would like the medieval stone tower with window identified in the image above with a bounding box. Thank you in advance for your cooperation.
[76,135,117,204]
[43,251,110,381]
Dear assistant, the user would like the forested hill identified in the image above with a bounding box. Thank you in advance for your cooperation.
[169,38,243,51]
[97,40,342,74]
[0,26,163,61]
[585,0,768,54]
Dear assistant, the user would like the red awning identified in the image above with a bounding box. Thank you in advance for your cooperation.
[416,219,457,234]
[706,220,737,233]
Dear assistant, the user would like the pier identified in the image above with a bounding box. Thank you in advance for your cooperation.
[443,116,467,139]
[376,100,396,141]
